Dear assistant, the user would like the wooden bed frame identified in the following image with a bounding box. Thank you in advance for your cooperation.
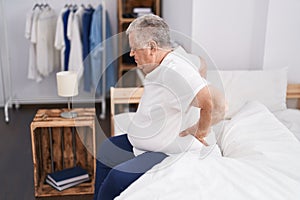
[110,84,300,136]
[110,87,144,136]
[287,84,300,105]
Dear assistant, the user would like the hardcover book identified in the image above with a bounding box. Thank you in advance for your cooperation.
[47,166,89,186]
[46,177,90,191]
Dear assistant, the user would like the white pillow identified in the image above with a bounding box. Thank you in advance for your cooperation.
[207,69,288,118]
[114,112,136,136]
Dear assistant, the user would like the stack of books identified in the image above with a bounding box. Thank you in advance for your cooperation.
[133,7,153,17]
[46,166,89,191]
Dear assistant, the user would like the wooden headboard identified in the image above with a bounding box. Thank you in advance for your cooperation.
[287,84,300,109]
[287,84,300,98]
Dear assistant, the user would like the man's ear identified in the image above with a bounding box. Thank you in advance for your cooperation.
[149,40,157,50]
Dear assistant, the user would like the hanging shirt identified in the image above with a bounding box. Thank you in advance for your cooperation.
[67,9,74,41]
[56,8,71,71]
[25,10,33,39]
[68,6,85,80]
[55,7,68,71]
[36,8,59,77]
[82,7,94,92]
[26,8,42,82]
[63,9,72,71]
[90,4,117,96]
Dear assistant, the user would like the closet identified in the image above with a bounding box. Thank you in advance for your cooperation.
[0,0,117,122]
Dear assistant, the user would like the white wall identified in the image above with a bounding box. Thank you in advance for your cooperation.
[162,0,193,50]
[163,0,299,83]
[263,0,300,83]
[191,0,269,70]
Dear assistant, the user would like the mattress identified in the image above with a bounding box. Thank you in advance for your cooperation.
[115,101,300,200]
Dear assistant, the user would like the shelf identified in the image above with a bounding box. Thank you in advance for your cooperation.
[118,0,161,79]
[119,18,135,24]
[120,63,136,71]
[118,63,136,78]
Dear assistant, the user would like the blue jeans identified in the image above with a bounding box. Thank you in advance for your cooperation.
[94,134,167,200]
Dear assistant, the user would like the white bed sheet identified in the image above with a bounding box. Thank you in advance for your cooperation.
[115,101,300,200]
[273,109,300,141]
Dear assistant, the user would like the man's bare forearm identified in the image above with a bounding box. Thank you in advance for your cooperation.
[208,85,226,125]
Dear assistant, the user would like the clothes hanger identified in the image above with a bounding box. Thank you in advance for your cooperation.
[86,0,94,9]
[73,4,78,10]
[44,3,50,8]
[32,3,40,10]
[32,0,44,11]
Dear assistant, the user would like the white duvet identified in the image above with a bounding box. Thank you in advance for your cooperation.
[273,109,300,141]
[116,101,300,200]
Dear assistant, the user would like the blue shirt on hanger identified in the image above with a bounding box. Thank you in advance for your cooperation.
[82,7,95,92]
[62,9,71,71]
[90,4,117,96]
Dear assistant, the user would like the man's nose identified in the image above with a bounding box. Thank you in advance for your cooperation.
[129,50,134,57]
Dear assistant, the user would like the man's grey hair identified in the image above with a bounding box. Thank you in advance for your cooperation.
[126,14,172,49]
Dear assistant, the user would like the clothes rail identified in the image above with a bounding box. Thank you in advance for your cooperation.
[100,0,106,119]
[0,0,11,122]
[1,1,109,122]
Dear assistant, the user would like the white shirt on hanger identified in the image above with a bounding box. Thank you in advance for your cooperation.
[26,8,42,82]
[25,10,33,39]
[68,6,85,80]
[67,9,74,40]
[55,7,68,71]
[36,8,59,77]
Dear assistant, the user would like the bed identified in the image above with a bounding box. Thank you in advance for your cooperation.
[109,68,300,200]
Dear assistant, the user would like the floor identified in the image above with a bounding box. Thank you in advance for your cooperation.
[0,103,111,200]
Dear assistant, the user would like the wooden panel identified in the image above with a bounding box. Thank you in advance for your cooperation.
[63,127,74,169]
[41,128,51,174]
[110,87,144,136]
[111,87,144,104]
[75,127,87,170]
[287,84,300,109]
[287,84,300,99]
[52,127,63,171]
[31,127,40,196]
[85,127,94,175]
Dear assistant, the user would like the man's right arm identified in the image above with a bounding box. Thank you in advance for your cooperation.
[208,85,227,125]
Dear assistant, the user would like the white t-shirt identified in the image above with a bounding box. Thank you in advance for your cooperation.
[36,8,59,77]
[68,7,85,80]
[127,51,208,156]
[55,7,68,71]
[26,9,43,82]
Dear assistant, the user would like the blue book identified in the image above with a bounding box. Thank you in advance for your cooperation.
[47,166,89,186]
[46,177,90,191]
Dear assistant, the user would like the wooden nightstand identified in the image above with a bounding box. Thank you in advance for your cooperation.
[30,108,96,197]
